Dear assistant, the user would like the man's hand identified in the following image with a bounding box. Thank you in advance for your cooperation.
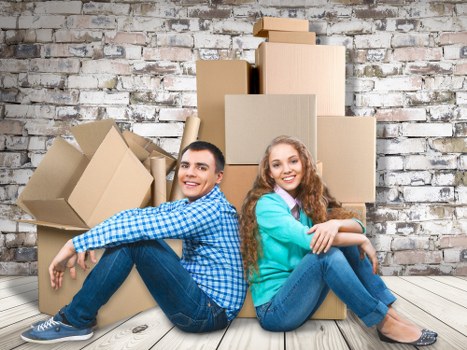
[308,220,340,254]
[48,240,97,290]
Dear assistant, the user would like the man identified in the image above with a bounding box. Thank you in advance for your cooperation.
[21,141,247,344]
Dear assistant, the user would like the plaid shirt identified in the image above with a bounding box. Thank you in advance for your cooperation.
[72,185,247,320]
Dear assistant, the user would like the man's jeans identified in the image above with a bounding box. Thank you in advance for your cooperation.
[255,246,396,332]
[61,240,228,333]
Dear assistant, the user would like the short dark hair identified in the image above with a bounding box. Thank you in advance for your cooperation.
[181,141,225,173]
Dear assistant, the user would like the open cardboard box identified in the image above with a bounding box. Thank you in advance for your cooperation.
[17,119,157,326]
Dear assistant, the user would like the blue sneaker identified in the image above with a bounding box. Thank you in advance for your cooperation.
[21,312,93,344]
[30,317,97,329]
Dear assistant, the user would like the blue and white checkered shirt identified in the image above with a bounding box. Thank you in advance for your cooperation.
[72,185,247,321]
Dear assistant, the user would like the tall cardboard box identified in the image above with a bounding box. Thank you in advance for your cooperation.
[256,42,345,117]
[196,60,251,153]
[17,120,156,326]
[318,117,376,203]
[268,31,316,45]
[220,165,258,212]
[224,94,317,164]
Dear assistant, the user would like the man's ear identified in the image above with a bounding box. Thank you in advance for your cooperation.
[216,171,224,184]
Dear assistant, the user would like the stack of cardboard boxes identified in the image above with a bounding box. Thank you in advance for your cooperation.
[196,17,376,319]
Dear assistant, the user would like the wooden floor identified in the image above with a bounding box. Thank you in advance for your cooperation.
[0,276,466,349]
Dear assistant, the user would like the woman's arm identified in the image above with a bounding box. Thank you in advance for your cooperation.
[331,232,378,274]
[308,219,363,254]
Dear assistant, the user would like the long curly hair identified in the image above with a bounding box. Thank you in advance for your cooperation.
[239,136,359,279]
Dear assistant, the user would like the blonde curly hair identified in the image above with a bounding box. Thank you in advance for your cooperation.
[239,136,359,279]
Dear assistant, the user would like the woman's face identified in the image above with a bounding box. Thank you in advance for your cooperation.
[268,143,304,197]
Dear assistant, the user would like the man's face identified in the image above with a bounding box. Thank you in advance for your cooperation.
[177,149,223,202]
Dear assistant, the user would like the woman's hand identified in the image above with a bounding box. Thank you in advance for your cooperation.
[359,237,378,274]
[308,220,340,254]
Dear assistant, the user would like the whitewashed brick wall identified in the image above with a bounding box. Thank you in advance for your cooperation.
[0,0,466,276]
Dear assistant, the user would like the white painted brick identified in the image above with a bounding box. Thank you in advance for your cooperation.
[1,74,17,88]
[376,188,400,203]
[421,17,457,32]
[28,137,47,151]
[429,105,456,121]
[5,136,28,150]
[213,20,252,34]
[457,92,467,105]
[0,219,16,232]
[24,119,69,136]
[401,123,453,137]
[355,32,392,49]
[117,17,165,32]
[23,29,54,43]
[80,91,129,105]
[118,76,161,91]
[444,45,465,60]
[328,20,372,35]
[444,248,462,263]
[34,1,81,14]
[30,58,80,73]
[163,76,196,91]
[21,88,79,105]
[377,156,404,170]
[422,220,454,235]
[156,33,193,48]
[346,78,374,93]
[56,106,100,120]
[457,186,467,204]
[19,73,64,88]
[403,186,454,203]
[377,138,426,154]
[460,155,467,170]
[143,47,193,62]
[370,234,393,252]
[132,3,184,17]
[55,30,103,43]
[233,36,265,50]
[83,2,129,15]
[82,60,131,75]
[66,15,116,29]
[67,75,99,89]
[0,59,29,73]
[392,33,430,47]
[133,122,184,137]
[425,76,464,91]
[456,207,467,220]
[377,123,399,138]
[355,92,404,107]
[129,105,157,121]
[181,92,197,108]
[458,107,467,121]
[18,16,66,29]
[405,154,458,170]
[105,107,129,120]
[159,108,197,122]
[30,152,45,167]
[348,107,375,117]
[159,137,181,155]
[0,16,17,29]
[375,108,426,122]
[392,47,443,61]
[432,172,456,186]
[318,36,352,48]
[0,169,33,185]
[2,103,46,120]
[384,171,431,186]
[374,76,422,92]
[193,33,231,49]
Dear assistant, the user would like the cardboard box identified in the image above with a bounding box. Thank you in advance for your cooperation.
[342,203,367,225]
[268,31,316,45]
[220,165,258,212]
[35,224,156,327]
[253,17,309,37]
[196,60,251,154]
[17,120,153,229]
[256,42,345,117]
[122,130,176,174]
[238,289,346,320]
[224,94,317,164]
[318,117,376,203]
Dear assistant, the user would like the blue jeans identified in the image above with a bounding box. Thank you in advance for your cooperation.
[255,246,396,331]
[61,240,228,333]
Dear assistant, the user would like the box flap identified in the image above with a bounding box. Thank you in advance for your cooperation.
[17,137,88,216]
[18,219,87,231]
[122,131,174,159]
[69,127,153,227]
[20,199,89,228]
[71,119,123,158]
[253,17,309,37]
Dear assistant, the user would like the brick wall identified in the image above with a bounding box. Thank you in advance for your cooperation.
[0,0,466,276]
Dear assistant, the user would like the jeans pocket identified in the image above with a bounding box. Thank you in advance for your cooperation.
[169,312,208,333]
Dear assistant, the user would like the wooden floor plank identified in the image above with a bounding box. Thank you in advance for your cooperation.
[0,276,22,282]
[0,276,37,290]
[456,276,467,281]
[336,312,413,350]
[286,320,349,350]
[0,302,41,329]
[428,276,467,291]
[154,324,227,350]
[383,277,467,335]
[390,290,467,350]
[0,290,38,312]
[0,314,48,350]
[0,281,38,299]
[400,276,467,308]
[217,318,283,350]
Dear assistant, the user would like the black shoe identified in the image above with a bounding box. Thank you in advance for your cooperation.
[422,329,438,337]
[377,329,437,346]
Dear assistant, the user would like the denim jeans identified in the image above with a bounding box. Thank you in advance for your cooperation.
[61,239,228,333]
[255,246,396,332]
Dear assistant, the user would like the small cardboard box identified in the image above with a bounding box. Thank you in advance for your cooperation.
[342,203,367,225]
[196,60,251,154]
[256,42,345,117]
[318,117,376,203]
[268,31,316,45]
[17,120,153,228]
[224,94,317,164]
[253,17,309,37]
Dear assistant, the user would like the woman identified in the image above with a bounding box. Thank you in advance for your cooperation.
[239,136,437,346]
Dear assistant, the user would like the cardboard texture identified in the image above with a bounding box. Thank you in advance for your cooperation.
[224,94,317,164]
[196,60,251,154]
[342,203,367,225]
[268,31,316,45]
[238,289,346,320]
[37,225,156,327]
[17,120,153,229]
[253,17,309,37]
[122,130,177,174]
[220,165,259,212]
[256,42,345,117]
[318,117,376,203]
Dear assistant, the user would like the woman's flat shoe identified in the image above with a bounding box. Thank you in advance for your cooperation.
[377,329,437,346]
[422,329,438,337]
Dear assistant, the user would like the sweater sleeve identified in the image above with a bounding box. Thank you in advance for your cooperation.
[255,194,313,251]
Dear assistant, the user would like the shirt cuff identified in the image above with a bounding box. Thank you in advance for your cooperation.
[352,218,366,234]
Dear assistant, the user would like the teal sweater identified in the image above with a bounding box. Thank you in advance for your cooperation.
[251,193,314,307]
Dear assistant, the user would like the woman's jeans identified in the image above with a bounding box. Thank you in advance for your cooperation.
[255,246,396,332]
[61,240,228,333]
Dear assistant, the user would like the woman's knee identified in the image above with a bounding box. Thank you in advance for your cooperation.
[321,247,347,264]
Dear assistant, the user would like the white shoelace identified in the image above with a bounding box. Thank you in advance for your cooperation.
[36,317,60,331]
